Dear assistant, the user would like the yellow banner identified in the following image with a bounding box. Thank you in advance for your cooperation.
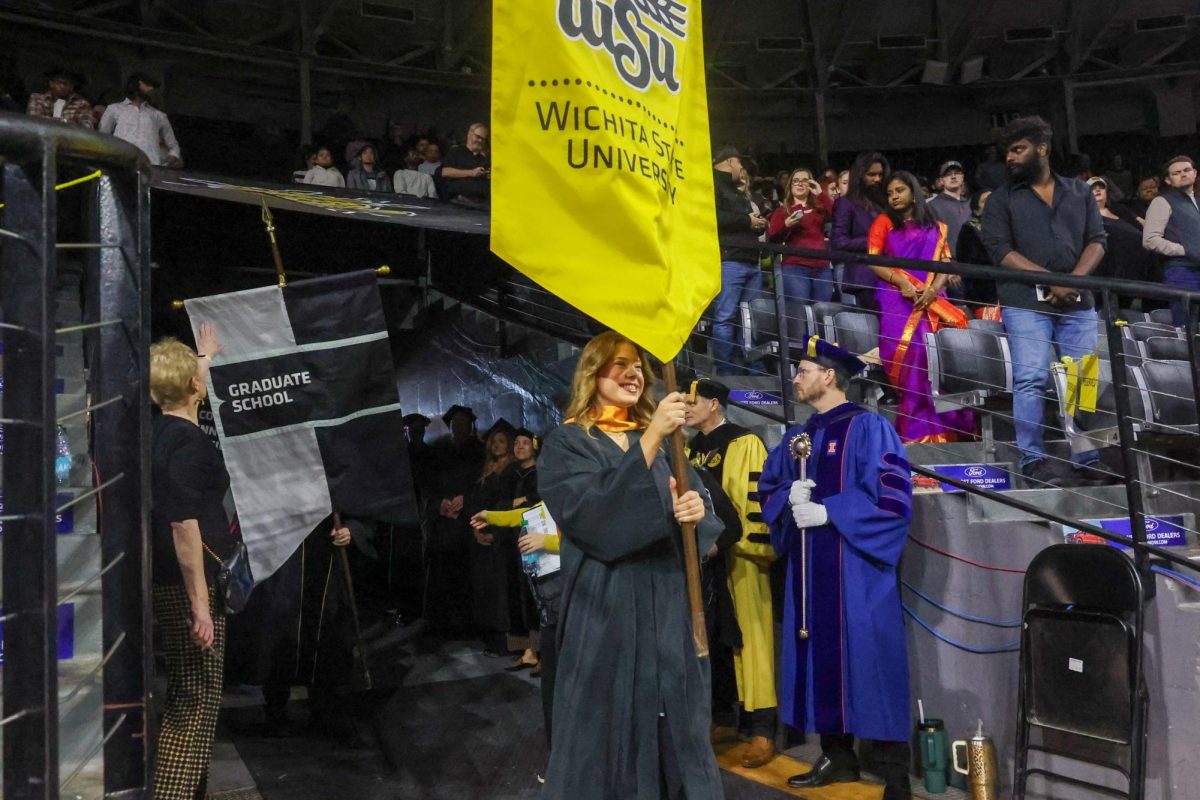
[491,0,719,361]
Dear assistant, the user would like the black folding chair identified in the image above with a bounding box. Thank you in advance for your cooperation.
[1014,544,1148,800]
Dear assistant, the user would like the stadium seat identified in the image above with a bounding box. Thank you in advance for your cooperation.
[1123,321,1178,343]
[831,311,879,358]
[1050,359,1151,453]
[1118,308,1149,324]
[1148,308,1175,325]
[924,326,1012,457]
[1097,336,1145,366]
[1144,336,1189,362]
[1140,359,1198,434]
[806,301,846,341]
[742,298,808,371]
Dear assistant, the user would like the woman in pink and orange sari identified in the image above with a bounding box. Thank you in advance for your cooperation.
[867,171,975,444]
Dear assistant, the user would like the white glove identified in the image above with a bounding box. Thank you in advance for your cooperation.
[789,479,816,506]
[791,501,828,530]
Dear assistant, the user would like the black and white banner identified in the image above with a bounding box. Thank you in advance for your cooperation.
[186,270,415,582]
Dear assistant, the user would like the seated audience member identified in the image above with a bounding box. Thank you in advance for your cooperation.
[393,144,438,199]
[1089,177,1152,284]
[27,66,93,129]
[301,146,345,188]
[767,167,835,303]
[419,141,443,176]
[438,123,490,206]
[346,144,392,193]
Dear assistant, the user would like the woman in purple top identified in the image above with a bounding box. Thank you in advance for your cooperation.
[867,171,975,444]
[830,152,889,309]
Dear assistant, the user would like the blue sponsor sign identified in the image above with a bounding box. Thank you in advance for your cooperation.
[0,602,75,662]
[928,463,1012,493]
[1096,515,1188,549]
[728,389,782,407]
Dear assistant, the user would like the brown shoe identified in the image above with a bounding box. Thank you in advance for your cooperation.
[710,724,739,745]
[741,736,776,768]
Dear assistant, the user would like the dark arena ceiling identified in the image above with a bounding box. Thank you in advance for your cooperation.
[2,1,1199,159]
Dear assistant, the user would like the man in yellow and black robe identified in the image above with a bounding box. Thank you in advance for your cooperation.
[686,379,778,769]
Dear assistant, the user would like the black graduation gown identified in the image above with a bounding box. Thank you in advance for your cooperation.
[538,424,725,800]
[423,436,484,625]
[466,467,519,635]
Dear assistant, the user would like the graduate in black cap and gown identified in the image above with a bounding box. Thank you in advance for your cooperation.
[758,336,913,799]
[424,405,484,630]
[466,418,519,654]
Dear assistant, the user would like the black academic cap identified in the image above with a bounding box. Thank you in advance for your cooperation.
[441,404,476,425]
[403,412,431,427]
[482,418,517,441]
[690,378,731,405]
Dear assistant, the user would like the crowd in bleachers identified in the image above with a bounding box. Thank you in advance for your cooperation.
[710,115,1199,491]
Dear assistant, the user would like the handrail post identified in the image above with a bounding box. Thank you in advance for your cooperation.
[1182,297,1200,430]
[1101,289,1154,598]
[771,252,793,424]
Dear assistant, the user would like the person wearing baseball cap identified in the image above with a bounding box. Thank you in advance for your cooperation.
[927,159,970,261]
[712,145,767,375]
[758,335,914,799]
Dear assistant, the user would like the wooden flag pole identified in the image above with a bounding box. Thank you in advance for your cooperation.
[332,512,374,691]
[660,360,709,659]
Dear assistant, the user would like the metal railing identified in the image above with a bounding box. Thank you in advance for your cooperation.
[0,112,152,799]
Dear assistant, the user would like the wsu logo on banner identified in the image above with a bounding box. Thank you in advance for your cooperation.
[492,0,719,362]
[556,0,688,92]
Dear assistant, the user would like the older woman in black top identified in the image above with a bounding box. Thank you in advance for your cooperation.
[149,323,229,800]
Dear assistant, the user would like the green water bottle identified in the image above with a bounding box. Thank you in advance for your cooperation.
[918,718,948,793]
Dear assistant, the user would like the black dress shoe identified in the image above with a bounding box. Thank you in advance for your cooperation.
[787,755,861,788]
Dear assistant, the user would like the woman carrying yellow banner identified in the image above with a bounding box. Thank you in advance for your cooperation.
[537,332,726,800]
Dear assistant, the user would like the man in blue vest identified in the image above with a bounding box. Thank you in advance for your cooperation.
[1143,155,1200,325]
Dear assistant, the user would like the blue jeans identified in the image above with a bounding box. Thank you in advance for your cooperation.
[1002,306,1100,469]
[1163,260,1200,326]
[712,260,763,375]
[781,266,834,305]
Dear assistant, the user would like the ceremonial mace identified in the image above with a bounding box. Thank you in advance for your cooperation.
[661,362,708,658]
[790,432,812,639]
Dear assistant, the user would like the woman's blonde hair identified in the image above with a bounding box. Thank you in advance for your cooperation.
[480,430,513,481]
[563,331,656,434]
[149,337,199,410]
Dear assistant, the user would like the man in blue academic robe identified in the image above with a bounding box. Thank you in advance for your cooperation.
[759,336,913,800]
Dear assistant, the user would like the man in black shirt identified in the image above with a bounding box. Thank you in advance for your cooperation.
[980,116,1110,489]
[711,146,767,375]
[438,122,490,206]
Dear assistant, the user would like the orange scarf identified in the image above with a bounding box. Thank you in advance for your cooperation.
[566,405,640,432]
